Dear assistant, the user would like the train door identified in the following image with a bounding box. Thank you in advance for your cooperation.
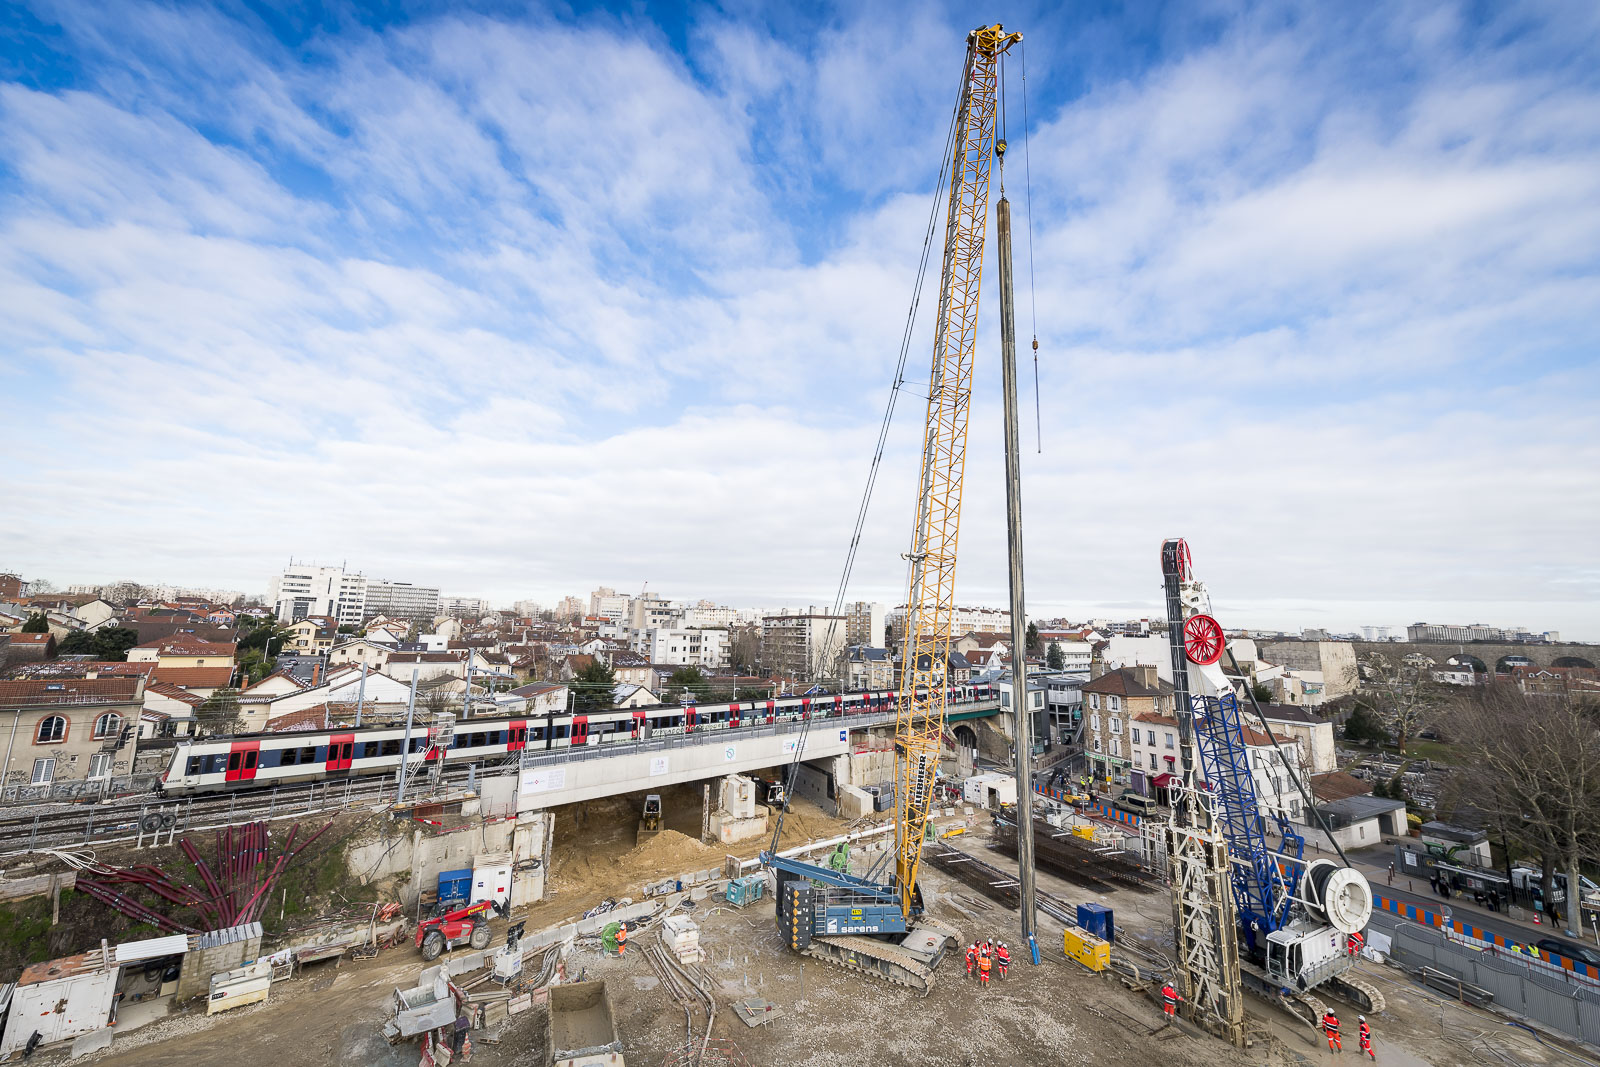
[727,703,740,729]
[224,740,261,783]
[572,715,589,746]
[800,698,811,720]
[326,732,354,773]
[507,720,527,753]
[763,700,775,724]
[632,710,646,739]
[684,706,698,734]
[831,695,843,718]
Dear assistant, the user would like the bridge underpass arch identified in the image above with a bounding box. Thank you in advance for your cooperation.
[1496,654,1534,673]
[1447,654,1488,674]
[1553,656,1597,669]
[952,724,978,777]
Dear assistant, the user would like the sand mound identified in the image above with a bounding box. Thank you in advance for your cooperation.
[552,828,722,898]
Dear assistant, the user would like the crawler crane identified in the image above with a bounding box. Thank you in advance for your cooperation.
[762,23,1023,994]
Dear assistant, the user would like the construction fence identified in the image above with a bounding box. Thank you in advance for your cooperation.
[1369,909,1600,1046]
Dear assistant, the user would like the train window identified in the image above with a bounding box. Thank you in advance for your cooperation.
[244,751,257,770]
[410,737,427,753]
[381,739,402,757]
[352,742,368,759]
[555,724,569,739]
[531,726,546,741]
[341,743,353,761]
[280,748,297,767]
[314,746,328,763]
[187,756,202,775]
[227,752,242,772]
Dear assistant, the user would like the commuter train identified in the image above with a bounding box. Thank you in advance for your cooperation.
[158,682,998,795]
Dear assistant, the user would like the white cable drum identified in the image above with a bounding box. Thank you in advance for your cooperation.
[1301,858,1374,934]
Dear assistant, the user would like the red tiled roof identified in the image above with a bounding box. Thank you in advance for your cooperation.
[1082,667,1173,698]
[0,677,143,706]
[150,666,234,689]
[146,682,206,706]
[7,632,53,645]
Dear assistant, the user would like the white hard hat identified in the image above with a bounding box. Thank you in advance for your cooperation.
[1358,1015,1365,1022]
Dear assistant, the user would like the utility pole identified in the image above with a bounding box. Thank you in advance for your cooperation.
[996,193,1037,956]
[397,669,418,804]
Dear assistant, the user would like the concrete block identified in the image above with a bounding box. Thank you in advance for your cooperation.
[446,951,486,976]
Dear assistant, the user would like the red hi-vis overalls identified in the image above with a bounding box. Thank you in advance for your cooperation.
[1161,984,1180,1018]
[1323,1012,1342,1052]
[1347,930,1365,958]
[965,945,976,977]
[996,946,1010,979]
[978,954,992,986]
[1359,1021,1374,1060]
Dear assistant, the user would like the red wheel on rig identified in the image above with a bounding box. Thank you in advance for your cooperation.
[1183,614,1224,666]
[1175,539,1193,582]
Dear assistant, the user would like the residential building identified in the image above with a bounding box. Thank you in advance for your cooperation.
[1042,636,1093,674]
[589,588,631,622]
[761,609,847,681]
[888,604,1011,639]
[141,683,205,737]
[1361,626,1393,642]
[126,637,237,670]
[1430,664,1480,687]
[1081,665,1175,786]
[328,638,397,669]
[0,676,146,790]
[556,596,586,620]
[1127,711,1305,821]
[629,627,729,669]
[280,617,338,657]
[267,564,367,627]
[843,602,887,648]
[607,651,656,690]
[362,580,441,621]
[611,683,659,708]
[441,596,490,618]
[953,632,1011,661]
[1255,704,1337,775]
[844,646,894,690]
[681,601,740,628]
[383,651,466,683]
[0,573,22,600]
[628,594,682,631]
[1406,622,1560,644]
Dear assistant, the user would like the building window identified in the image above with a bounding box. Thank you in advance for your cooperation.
[1089,693,1099,710]
[1165,733,1174,749]
[1149,753,1158,770]
[1090,713,1100,732]
[1093,739,1102,753]
[1109,718,1120,735]
[88,753,112,780]
[93,713,121,739]
[31,758,55,784]
[35,716,66,744]
[1109,695,1121,711]
[1146,729,1156,745]
[1110,738,1121,758]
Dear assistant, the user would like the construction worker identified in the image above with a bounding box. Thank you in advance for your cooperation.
[977,951,992,987]
[982,937,993,960]
[1347,929,1365,960]
[1322,1009,1342,1053]
[996,942,1010,979]
[615,922,628,957]
[965,942,977,979]
[1160,981,1182,1019]
[1358,1015,1374,1060]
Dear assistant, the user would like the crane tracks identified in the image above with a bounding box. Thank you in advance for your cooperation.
[802,934,937,995]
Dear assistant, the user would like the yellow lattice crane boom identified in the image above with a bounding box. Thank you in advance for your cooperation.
[893,22,1021,918]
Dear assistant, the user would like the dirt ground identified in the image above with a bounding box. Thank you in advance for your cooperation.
[41,806,1594,1067]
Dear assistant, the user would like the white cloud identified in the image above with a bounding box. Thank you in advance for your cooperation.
[1,1,1597,639]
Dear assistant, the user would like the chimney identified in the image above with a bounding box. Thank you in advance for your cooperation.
[1136,664,1158,691]
[311,662,322,686]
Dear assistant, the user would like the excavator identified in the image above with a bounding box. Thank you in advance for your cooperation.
[761,23,1022,995]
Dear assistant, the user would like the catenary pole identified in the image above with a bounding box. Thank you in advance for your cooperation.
[397,669,418,803]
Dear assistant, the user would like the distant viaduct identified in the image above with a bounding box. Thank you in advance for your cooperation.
[1351,640,1599,672]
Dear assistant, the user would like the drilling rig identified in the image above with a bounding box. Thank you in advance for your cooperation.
[761,22,1023,994]
[1162,539,1383,1041]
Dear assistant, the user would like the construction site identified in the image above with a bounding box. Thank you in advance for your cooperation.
[2,19,1597,1067]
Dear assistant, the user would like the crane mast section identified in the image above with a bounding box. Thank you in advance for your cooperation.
[894,24,1018,919]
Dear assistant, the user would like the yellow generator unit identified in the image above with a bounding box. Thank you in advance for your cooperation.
[1071,824,1095,840]
[1064,927,1110,972]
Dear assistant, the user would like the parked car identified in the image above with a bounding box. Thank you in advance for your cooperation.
[1534,937,1600,967]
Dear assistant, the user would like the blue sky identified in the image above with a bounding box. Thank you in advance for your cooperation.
[2,0,1598,638]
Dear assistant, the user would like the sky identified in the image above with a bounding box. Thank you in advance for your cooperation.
[1,1,1598,638]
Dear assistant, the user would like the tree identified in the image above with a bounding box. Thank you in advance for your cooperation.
[21,612,49,633]
[572,660,617,712]
[195,689,243,736]
[884,622,895,648]
[337,624,357,635]
[59,625,139,661]
[1026,621,1041,657]
[729,624,761,674]
[1046,641,1064,670]
[28,578,55,594]
[1445,685,1600,937]
[1355,651,1443,752]
[1250,681,1274,705]
[1341,704,1387,743]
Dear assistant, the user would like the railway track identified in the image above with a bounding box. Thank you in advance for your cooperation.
[0,761,512,855]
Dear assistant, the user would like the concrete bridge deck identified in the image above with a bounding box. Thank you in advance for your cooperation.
[515,700,1000,811]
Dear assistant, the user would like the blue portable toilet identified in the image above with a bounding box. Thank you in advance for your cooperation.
[1078,902,1114,945]
[438,868,473,908]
